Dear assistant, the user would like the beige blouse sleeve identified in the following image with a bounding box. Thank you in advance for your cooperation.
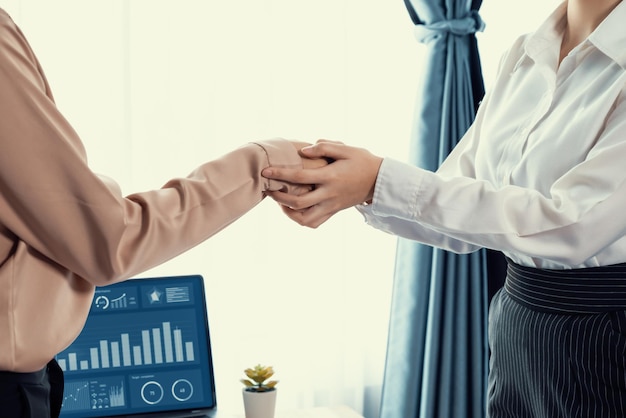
[0,9,302,285]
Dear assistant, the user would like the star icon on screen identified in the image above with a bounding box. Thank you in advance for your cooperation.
[148,288,163,304]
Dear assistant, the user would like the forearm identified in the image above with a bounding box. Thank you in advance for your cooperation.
[371,158,626,266]
[357,204,481,253]
[1,138,302,285]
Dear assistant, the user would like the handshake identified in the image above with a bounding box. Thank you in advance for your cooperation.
[261,140,383,228]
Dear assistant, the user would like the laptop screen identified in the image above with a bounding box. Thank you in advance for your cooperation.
[56,275,217,417]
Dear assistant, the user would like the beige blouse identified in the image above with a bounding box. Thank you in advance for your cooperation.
[0,9,303,372]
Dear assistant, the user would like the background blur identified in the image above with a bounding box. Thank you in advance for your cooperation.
[2,1,555,416]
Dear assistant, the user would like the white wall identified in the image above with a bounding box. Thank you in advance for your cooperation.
[2,1,557,416]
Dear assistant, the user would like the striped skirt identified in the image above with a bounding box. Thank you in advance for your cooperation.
[488,260,626,418]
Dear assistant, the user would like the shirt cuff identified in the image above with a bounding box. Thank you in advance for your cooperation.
[252,138,301,169]
[367,158,428,220]
[251,138,309,194]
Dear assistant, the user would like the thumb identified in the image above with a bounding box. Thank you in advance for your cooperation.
[299,142,348,160]
[316,139,345,145]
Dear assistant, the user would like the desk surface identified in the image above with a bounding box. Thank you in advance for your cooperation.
[219,406,363,418]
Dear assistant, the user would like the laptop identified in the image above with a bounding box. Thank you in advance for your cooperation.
[56,275,218,418]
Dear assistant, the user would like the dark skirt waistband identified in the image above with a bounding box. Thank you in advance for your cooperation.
[0,366,47,385]
[505,259,626,314]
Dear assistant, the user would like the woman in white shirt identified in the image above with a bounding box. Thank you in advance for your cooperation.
[262,0,626,416]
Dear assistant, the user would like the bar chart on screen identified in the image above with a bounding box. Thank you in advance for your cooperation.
[57,311,199,373]
[56,276,215,417]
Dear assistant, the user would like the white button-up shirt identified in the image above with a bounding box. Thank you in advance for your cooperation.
[358,1,626,269]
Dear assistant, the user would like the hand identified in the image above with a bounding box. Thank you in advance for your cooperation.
[289,141,328,171]
[262,140,383,228]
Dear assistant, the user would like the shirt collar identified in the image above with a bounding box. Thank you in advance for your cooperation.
[524,1,626,70]
[524,2,567,67]
[588,1,626,70]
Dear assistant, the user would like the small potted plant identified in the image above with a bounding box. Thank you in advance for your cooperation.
[241,364,278,418]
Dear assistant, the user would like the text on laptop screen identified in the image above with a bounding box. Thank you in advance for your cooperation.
[56,275,216,417]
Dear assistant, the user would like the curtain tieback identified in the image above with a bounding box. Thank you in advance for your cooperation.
[413,11,485,43]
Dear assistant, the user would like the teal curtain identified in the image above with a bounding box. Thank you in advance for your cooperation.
[379,1,489,417]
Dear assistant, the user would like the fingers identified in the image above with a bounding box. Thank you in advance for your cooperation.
[316,139,345,145]
[278,204,310,226]
[299,141,351,161]
[276,202,333,229]
[290,140,313,149]
[262,166,327,185]
[301,155,329,170]
[267,189,338,229]
[265,190,320,212]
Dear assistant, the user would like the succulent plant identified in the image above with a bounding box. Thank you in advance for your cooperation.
[241,364,278,392]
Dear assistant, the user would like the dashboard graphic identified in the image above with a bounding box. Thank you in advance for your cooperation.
[56,276,216,417]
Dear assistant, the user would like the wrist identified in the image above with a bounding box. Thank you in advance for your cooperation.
[365,156,383,204]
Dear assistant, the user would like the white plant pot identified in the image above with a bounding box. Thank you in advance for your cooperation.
[242,388,277,418]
